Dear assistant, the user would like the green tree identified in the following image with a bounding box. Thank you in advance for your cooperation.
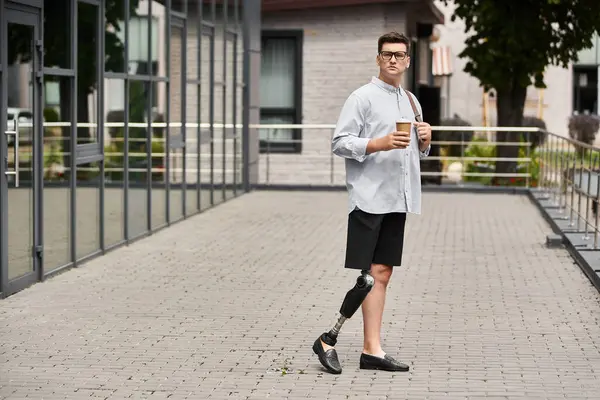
[8,0,140,170]
[443,0,600,179]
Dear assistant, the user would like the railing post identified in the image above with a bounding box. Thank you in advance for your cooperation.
[526,130,531,188]
[553,136,560,207]
[266,128,271,184]
[584,148,594,241]
[556,138,563,210]
[569,144,576,226]
[594,167,600,249]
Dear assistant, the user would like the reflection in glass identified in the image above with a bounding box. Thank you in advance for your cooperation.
[128,80,150,238]
[200,35,213,210]
[186,83,199,215]
[76,162,100,260]
[151,1,166,76]
[213,24,224,207]
[151,82,167,230]
[43,75,72,272]
[226,37,236,200]
[104,0,126,73]
[170,0,185,13]
[77,1,99,144]
[104,79,126,247]
[236,34,244,193]
[7,22,35,281]
[43,0,70,69]
[169,24,184,222]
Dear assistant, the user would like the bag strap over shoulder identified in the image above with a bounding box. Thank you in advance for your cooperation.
[404,90,422,123]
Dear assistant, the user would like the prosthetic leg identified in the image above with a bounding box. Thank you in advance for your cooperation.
[319,270,375,348]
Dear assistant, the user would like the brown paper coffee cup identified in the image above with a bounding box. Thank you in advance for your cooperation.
[396,121,411,133]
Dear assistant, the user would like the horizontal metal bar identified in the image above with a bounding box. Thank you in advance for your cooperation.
[43,67,75,77]
[104,72,128,79]
[171,10,185,19]
[201,25,215,36]
[127,74,169,82]
[243,124,545,132]
[75,153,104,165]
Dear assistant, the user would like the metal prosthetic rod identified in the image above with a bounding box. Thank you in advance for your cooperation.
[320,270,375,347]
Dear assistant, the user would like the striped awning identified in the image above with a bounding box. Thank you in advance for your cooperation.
[432,46,453,76]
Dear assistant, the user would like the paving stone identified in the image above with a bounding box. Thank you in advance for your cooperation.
[1,191,600,399]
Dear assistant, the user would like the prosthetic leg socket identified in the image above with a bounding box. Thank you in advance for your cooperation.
[320,270,375,347]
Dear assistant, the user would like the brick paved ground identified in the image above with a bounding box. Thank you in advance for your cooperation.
[1,191,600,400]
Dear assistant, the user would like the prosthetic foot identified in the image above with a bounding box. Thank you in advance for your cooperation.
[313,270,375,374]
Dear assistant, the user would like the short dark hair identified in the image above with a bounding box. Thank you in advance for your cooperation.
[378,31,410,53]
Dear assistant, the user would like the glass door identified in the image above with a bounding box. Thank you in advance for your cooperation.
[1,6,42,297]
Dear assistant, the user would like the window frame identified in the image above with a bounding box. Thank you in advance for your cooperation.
[259,29,303,154]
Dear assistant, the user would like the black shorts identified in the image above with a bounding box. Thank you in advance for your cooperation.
[344,208,407,270]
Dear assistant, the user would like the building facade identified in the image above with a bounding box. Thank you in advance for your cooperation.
[0,0,262,298]
[432,0,600,139]
[257,0,445,185]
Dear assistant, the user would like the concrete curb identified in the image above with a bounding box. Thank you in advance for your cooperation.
[528,189,600,293]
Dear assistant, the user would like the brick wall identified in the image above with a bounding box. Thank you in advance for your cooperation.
[260,4,411,186]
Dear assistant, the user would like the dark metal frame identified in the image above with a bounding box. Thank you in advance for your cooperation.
[0,1,44,297]
[259,29,303,154]
[0,0,4,299]
[0,0,251,299]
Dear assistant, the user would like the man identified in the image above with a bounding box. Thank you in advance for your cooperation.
[312,32,432,374]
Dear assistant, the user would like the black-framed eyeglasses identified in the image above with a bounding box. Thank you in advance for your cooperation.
[379,51,408,61]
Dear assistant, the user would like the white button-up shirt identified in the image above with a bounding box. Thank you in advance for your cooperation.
[332,76,430,215]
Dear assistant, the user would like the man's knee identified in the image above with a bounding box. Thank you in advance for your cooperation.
[370,263,393,286]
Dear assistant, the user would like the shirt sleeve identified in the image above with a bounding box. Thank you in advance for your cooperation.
[331,93,371,162]
[419,143,431,159]
[410,93,430,159]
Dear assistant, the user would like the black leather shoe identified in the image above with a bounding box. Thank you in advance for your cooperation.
[312,336,342,374]
[359,353,409,372]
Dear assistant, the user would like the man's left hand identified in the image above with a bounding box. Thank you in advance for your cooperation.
[416,122,432,151]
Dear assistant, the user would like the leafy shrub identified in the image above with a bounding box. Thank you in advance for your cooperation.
[461,136,539,187]
[568,113,600,145]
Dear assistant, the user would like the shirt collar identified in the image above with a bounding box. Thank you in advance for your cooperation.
[371,76,403,95]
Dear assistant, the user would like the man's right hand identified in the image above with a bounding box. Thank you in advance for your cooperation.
[367,131,411,153]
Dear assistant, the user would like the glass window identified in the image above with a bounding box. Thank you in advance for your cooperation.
[259,34,301,150]
[44,1,70,69]
[43,75,72,272]
[171,0,185,13]
[150,1,165,76]
[105,0,126,73]
[77,1,99,144]
[151,81,168,230]
[76,161,101,260]
[104,79,126,247]
[169,23,185,222]
[127,80,150,238]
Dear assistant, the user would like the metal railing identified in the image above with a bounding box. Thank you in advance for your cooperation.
[256,124,539,188]
[7,121,242,179]
[536,130,600,249]
[8,120,600,248]
[255,123,600,249]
